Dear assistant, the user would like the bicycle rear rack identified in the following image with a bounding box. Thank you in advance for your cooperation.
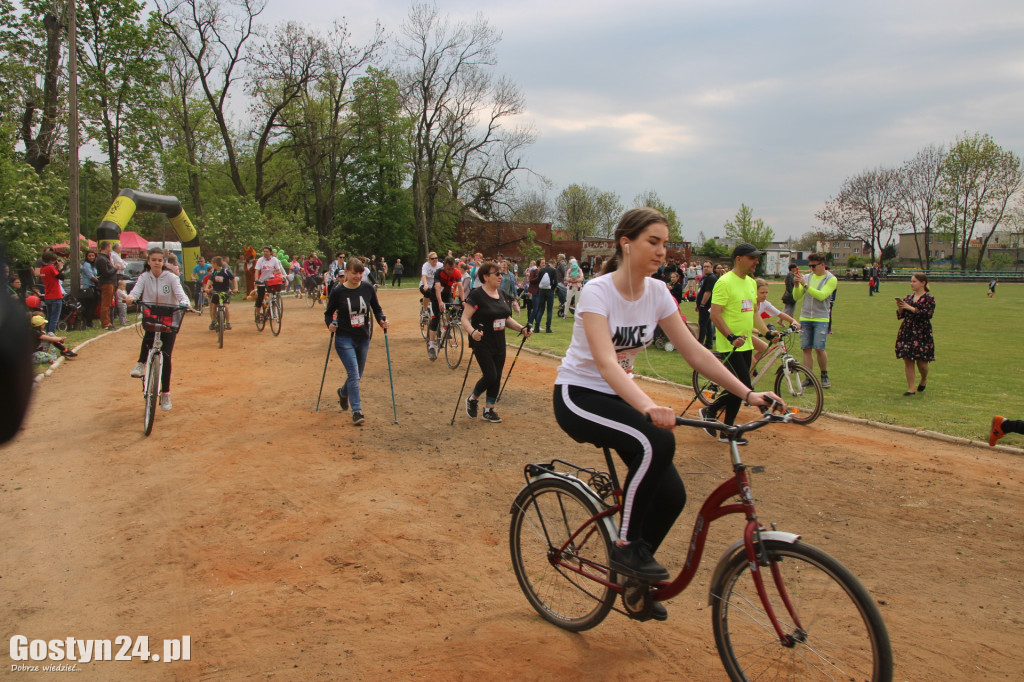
[524,459,616,503]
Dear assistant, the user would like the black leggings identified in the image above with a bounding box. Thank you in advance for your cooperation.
[707,349,752,429]
[471,345,506,404]
[553,384,685,550]
[137,331,177,393]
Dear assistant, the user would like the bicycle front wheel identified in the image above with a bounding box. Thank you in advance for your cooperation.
[773,363,823,425]
[306,288,317,308]
[509,479,617,631]
[270,297,282,336]
[255,305,266,331]
[692,368,724,406]
[217,307,225,348]
[194,291,205,314]
[711,540,892,682]
[444,323,463,369]
[143,354,162,437]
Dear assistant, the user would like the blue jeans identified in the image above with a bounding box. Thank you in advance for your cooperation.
[335,334,370,412]
[800,320,828,350]
[532,288,555,330]
[44,298,62,334]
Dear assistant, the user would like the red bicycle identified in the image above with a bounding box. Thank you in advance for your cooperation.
[509,410,892,681]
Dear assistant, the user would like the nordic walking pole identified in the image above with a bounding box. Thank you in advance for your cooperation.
[315,331,335,411]
[496,323,531,404]
[450,325,482,426]
[381,315,398,424]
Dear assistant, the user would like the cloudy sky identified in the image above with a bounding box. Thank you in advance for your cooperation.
[258,0,1023,241]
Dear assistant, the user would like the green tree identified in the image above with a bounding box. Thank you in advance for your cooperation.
[77,0,166,198]
[723,204,774,248]
[695,238,728,258]
[336,67,414,259]
[633,189,682,241]
[202,194,268,259]
[517,227,544,264]
[817,167,901,259]
[940,132,1024,271]
[554,183,622,239]
[0,158,67,267]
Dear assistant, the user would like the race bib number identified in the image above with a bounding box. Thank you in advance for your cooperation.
[741,298,754,313]
[616,349,639,374]
[492,319,505,331]
[350,313,365,327]
[214,275,224,283]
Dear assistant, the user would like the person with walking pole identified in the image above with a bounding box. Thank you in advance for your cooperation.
[460,261,531,423]
[324,258,388,426]
[315,331,334,411]
[381,315,398,424]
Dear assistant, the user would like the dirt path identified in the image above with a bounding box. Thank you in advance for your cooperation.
[2,288,1022,680]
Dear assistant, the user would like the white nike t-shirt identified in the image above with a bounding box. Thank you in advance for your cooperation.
[556,273,679,394]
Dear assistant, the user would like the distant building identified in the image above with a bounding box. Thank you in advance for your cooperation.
[898,232,955,264]
[815,238,871,264]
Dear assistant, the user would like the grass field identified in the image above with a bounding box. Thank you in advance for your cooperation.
[512,280,1021,441]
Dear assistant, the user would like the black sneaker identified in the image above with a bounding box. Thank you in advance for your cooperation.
[698,407,717,439]
[352,411,364,425]
[801,378,814,388]
[465,396,478,419]
[820,374,831,389]
[481,408,502,423]
[610,541,669,582]
[718,434,749,446]
[337,387,348,411]
[651,602,668,621]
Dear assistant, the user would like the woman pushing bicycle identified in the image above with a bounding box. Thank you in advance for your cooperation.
[552,208,783,617]
[325,258,388,426]
[461,261,532,424]
[126,247,191,411]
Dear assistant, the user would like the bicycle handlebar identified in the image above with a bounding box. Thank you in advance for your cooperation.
[676,405,795,437]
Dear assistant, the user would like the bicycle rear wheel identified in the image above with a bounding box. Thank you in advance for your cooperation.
[143,354,161,436]
[306,287,317,308]
[270,296,282,336]
[217,307,225,348]
[691,368,724,406]
[444,323,463,369]
[419,308,429,339]
[773,363,823,424]
[711,540,892,682]
[194,290,205,314]
[509,479,617,631]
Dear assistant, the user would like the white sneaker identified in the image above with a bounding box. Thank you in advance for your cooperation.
[159,393,172,411]
[130,363,145,378]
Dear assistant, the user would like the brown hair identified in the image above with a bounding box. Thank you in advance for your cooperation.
[912,272,929,292]
[477,261,499,282]
[601,207,668,275]
[345,258,365,274]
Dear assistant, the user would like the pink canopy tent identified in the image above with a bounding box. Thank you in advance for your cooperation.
[52,235,97,254]
[118,230,150,257]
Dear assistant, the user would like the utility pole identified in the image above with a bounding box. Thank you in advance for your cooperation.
[68,0,80,295]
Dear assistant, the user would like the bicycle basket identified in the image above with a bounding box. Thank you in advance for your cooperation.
[141,304,186,333]
[265,277,283,292]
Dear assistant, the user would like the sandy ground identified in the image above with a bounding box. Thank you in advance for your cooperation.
[2,287,1022,681]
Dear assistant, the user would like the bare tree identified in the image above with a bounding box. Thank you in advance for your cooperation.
[397,4,534,259]
[158,0,265,197]
[896,144,946,269]
[817,166,902,259]
[246,21,326,209]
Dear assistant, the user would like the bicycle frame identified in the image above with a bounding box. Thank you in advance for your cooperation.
[522,417,804,645]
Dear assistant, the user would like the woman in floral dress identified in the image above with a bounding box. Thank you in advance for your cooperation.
[895,273,935,396]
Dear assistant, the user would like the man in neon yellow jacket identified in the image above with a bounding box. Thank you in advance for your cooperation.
[793,253,838,388]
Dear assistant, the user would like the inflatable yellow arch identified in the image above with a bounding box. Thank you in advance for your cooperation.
[95,189,200,276]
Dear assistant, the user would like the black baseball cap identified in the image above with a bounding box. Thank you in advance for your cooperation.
[732,243,764,258]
